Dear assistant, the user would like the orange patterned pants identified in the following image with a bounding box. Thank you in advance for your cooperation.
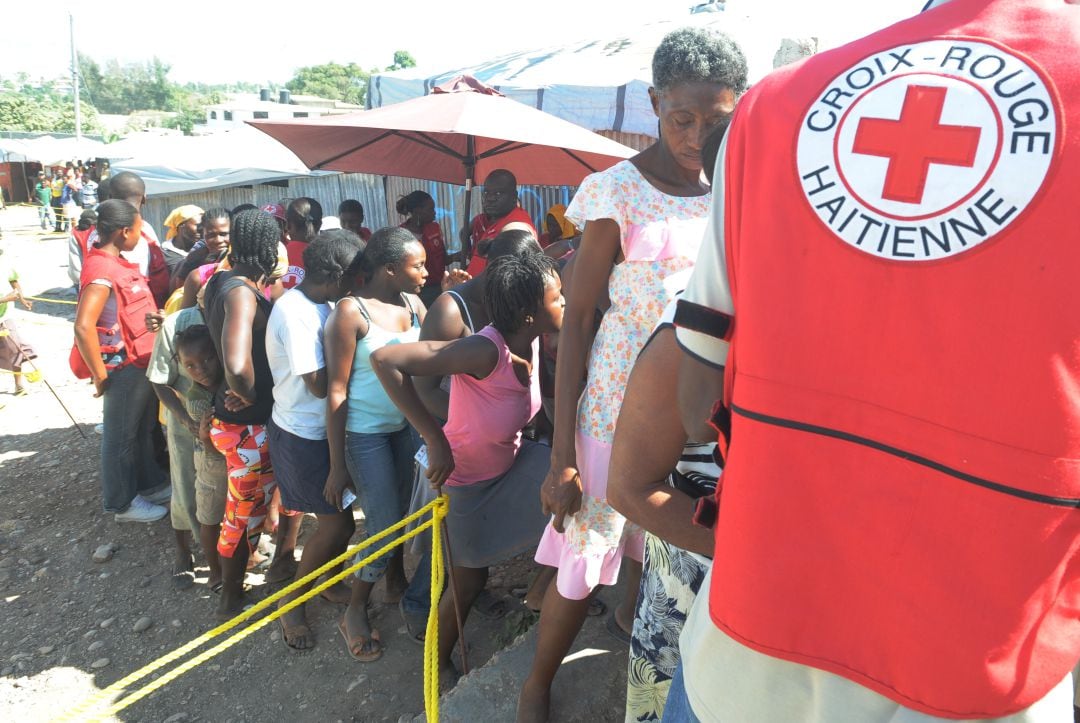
[209,419,275,558]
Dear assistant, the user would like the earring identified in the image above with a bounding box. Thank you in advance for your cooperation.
[524,315,534,325]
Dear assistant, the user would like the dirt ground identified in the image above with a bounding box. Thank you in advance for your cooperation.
[0,204,546,722]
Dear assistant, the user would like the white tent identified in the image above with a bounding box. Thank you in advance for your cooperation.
[0,135,106,165]
[367,2,927,138]
[107,125,326,197]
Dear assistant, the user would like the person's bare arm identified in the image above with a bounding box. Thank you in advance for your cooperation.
[300,368,328,399]
[152,382,197,433]
[678,353,725,444]
[609,328,713,556]
[415,292,468,419]
[323,299,364,509]
[73,283,110,397]
[220,286,258,403]
[180,268,203,309]
[542,217,621,533]
[371,336,498,488]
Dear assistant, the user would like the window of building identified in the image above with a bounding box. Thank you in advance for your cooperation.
[210,111,218,120]
[253,111,269,119]
[293,111,309,118]
[224,111,233,121]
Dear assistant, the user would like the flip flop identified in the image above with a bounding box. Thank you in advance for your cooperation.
[337,619,383,662]
[279,616,314,653]
[399,599,426,646]
[472,589,509,620]
[172,555,196,591]
[516,593,606,618]
[605,612,632,645]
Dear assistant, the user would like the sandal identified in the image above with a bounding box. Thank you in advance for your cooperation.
[472,589,509,620]
[279,616,314,653]
[337,619,383,662]
[209,581,253,595]
[399,599,426,646]
[172,555,196,591]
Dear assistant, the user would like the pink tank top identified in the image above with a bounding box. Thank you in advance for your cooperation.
[442,325,540,486]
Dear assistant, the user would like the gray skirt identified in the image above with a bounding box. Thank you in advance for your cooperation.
[442,440,551,569]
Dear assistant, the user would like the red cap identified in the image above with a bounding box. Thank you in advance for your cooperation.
[260,203,286,222]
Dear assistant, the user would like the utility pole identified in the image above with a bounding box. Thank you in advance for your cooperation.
[70,13,81,143]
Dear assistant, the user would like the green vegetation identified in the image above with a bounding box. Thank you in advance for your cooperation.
[0,50,416,135]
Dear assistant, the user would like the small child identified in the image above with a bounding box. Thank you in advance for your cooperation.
[174,325,229,598]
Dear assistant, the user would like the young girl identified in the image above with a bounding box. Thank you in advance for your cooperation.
[324,226,427,662]
[267,229,365,651]
[372,252,564,686]
[282,197,323,289]
[397,191,446,309]
[74,198,169,522]
[174,324,230,596]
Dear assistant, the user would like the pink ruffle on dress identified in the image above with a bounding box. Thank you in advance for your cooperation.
[534,160,711,600]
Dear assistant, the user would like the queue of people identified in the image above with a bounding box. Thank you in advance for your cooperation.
[58,4,1080,721]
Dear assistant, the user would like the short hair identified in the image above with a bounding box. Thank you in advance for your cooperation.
[286,197,323,242]
[203,207,231,226]
[95,199,139,241]
[302,229,365,286]
[485,169,517,188]
[108,171,146,204]
[96,177,111,202]
[395,190,433,217]
[228,210,281,281]
[338,199,364,222]
[361,226,421,281]
[652,27,748,95]
[231,203,257,215]
[484,252,558,335]
[487,228,541,262]
[174,324,214,355]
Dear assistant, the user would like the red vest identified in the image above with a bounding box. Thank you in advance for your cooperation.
[710,0,1080,717]
[466,206,536,275]
[282,240,307,289]
[80,248,157,368]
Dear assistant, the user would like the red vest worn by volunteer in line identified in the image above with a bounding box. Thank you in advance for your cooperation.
[709,0,1079,717]
[80,247,157,368]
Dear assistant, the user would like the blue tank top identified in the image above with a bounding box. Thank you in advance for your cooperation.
[345,294,421,434]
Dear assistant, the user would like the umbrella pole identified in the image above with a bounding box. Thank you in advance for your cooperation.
[461,135,476,266]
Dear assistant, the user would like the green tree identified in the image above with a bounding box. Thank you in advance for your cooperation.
[387,50,417,71]
[285,62,369,105]
[0,94,100,134]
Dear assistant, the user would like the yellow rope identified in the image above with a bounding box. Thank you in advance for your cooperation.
[55,495,449,722]
[24,295,78,306]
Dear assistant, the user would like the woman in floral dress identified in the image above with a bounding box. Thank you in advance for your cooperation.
[517,27,748,723]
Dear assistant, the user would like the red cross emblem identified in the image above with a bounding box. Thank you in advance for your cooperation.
[851,85,982,205]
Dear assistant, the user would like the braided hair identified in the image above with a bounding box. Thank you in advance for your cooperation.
[303,229,365,286]
[286,197,323,242]
[483,252,558,336]
[361,226,420,282]
[203,206,230,226]
[228,209,280,281]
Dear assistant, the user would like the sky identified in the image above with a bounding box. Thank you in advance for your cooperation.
[1,0,926,87]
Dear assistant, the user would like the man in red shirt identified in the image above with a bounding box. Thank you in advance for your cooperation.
[462,169,536,275]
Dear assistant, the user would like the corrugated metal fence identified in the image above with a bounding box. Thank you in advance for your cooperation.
[141,173,586,254]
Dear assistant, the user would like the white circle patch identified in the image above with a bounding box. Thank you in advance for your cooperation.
[797,39,1057,261]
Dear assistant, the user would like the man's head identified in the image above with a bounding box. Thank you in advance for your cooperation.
[481,169,518,218]
[108,171,147,209]
[338,199,365,235]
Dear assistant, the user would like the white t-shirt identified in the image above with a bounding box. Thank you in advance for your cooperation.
[675,139,1073,723]
[266,287,330,440]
